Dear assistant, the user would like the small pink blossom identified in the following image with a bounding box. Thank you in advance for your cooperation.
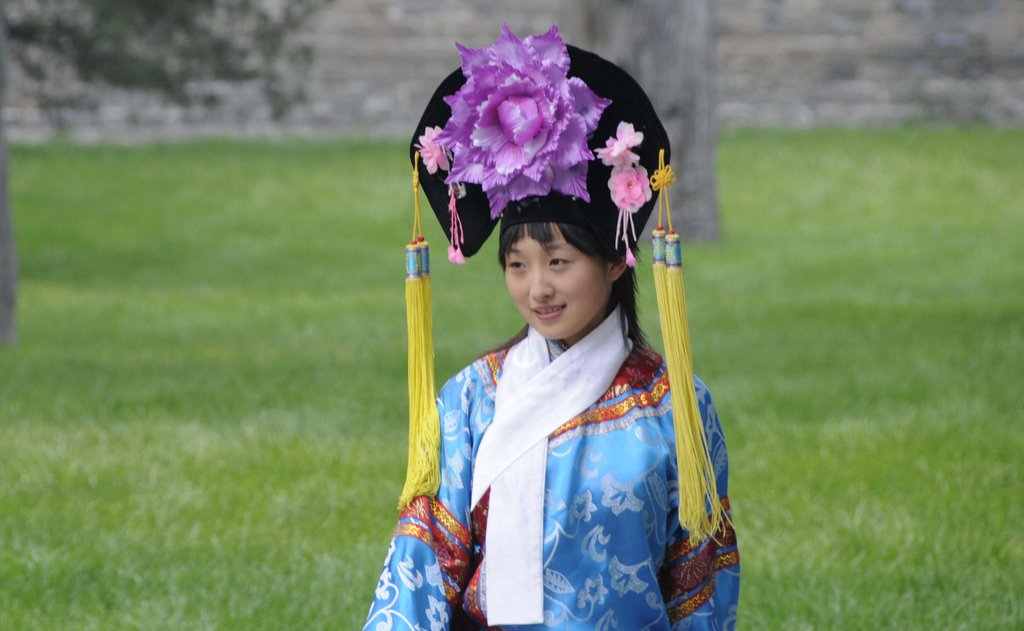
[608,164,652,213]
[596,122,644,167]
[416,125,450,174]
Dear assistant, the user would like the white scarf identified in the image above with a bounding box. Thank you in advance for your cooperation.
[472,308,630,625]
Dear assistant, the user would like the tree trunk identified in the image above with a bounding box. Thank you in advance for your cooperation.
[561,0,721,241]
[0,4,17,346]
[646,0,720,241]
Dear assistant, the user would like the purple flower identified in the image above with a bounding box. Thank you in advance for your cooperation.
[437,24,611,219]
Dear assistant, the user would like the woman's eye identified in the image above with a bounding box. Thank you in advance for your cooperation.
[508,261,525,270]
[550,258,569,266]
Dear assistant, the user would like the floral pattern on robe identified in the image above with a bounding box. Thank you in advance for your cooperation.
[365,345,739,630]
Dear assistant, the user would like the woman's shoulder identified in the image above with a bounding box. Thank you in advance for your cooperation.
[617,343,665,387]
[627,343,665,375]
[587,343,663,405]
[474,348,509,389]
[613,344,717,413]
[437,349,508,401]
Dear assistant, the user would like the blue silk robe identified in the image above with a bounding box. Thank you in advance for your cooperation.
[365,344,740,630]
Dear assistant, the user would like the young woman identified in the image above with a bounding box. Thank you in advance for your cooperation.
[365,25,739,630]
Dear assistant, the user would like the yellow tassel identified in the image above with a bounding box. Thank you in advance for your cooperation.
[651,150,724,543]
[398,154,441,509]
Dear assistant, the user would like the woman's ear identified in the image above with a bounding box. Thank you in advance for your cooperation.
[607,257,628,283]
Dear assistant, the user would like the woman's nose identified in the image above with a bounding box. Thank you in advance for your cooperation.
[530,271,555,300]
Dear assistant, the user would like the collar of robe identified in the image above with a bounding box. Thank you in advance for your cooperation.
[472,307,631,625]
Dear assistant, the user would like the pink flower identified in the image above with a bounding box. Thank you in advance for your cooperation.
[608,164,652,213]
[596,122,644,167]
[416,125,450,174]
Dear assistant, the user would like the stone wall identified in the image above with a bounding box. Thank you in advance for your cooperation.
[716,0,1024,126]
[4,0,1023,141]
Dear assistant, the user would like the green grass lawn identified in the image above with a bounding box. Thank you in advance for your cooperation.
[1,129,1022,629]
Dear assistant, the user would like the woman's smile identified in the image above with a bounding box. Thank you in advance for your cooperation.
[532,305,565,320]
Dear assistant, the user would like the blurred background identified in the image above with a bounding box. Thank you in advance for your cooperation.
[0,1,1022,629]
[5,0,1024,141]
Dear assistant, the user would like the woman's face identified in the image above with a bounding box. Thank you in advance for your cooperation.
[504,228,626,345]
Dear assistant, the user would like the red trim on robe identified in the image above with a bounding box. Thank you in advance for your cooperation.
[660,498,740,623]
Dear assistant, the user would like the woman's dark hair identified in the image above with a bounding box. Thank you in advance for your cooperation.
[490,221,646,352]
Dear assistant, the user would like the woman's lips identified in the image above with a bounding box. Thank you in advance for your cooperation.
[533,306,564,321]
